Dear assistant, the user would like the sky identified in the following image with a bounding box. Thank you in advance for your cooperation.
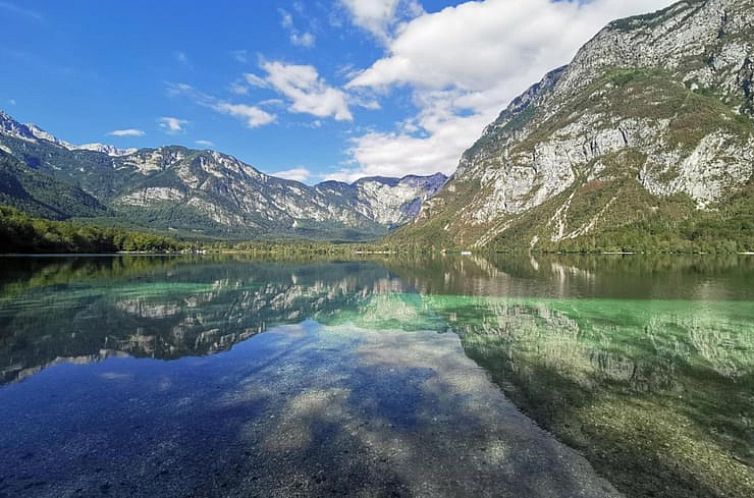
[0,0,674,184]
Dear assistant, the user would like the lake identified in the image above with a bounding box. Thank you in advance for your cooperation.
[0,255,752,497]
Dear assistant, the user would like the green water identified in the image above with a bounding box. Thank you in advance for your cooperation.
[0,255,752,497]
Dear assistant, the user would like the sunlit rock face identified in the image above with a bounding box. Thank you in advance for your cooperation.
[405,0,754,249]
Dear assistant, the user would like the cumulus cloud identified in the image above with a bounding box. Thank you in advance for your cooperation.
[339,0,674,180]
[258,61,353,121]
[327,91,486,182]
[107,128,145,137]
[158,117,189,134]
[271,167,312,183]
[339,0,422,43]
[196,139,214,147]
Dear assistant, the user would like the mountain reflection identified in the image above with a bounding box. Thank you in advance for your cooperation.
[1,255,753,497]
[2,254,754,386]
[0,257,406,383]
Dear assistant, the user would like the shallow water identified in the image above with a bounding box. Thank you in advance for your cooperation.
[0,255,752,497]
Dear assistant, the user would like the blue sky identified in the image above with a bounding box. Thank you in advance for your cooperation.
[1,0,672,183]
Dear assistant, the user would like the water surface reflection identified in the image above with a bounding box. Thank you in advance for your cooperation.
[0,255,752,497]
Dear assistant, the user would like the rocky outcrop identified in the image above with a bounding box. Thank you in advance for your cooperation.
[400,0,754,249]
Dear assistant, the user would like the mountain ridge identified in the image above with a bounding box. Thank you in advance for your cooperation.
[0,110,447,240]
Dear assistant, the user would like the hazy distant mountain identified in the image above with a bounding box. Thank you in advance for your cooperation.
[0,110,446,239]
[395,0,754,252]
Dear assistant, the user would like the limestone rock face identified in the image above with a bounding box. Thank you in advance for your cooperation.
[404,0,754,249]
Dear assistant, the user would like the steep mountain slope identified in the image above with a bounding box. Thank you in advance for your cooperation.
[0,151,108,219]
[396,0,754,252]
[0,111,446,239]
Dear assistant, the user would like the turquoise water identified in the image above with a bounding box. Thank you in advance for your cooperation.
[0,255,752,497]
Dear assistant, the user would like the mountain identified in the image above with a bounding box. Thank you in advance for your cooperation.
[76,143,137,157]
[0,111,446,240]
[0,113,134,157]
[0,259,390,384]
[395,0,754,252]
[111,147,446,238]
[0,151,108,219]
[315,174,448,227]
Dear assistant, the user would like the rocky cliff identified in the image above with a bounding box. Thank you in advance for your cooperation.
[397,0,754,252]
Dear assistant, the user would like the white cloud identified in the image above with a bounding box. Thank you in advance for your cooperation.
[196,139,214,147]
[350,0,672,92]
[167,83,277,130]
[229,81,249,95]
[327,96,486,182]
[258,98,285,107]
[260,61,352,121]
[339,0,422,43]
[279,8,317,48]
[339,0,674,180]
[159,117,189,134]
[107,128,145,137]
[215,103,276,128]
[271,167,312,183]
[291,31,316,48]
[244,73,269,88]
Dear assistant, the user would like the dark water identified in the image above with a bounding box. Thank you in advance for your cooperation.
[0,255,752,497]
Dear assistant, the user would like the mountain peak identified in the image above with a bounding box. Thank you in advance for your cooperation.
[77,143,137,157]
[25,123,76,150]
[0,110,139,157]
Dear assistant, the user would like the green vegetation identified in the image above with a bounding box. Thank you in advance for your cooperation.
[609,1,704,32]
[387,177,492,250]
[0,203,405,255]
[0,151,108,219]
[0,205,182,253]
